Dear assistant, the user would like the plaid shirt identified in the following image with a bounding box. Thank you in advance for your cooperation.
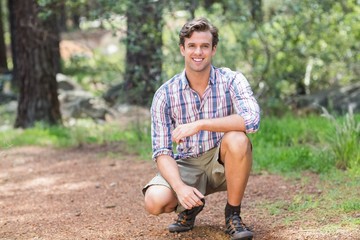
[151,66,260,161]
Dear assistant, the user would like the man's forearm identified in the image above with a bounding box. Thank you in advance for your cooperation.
[156,155,186,192]
[199,114,246,133]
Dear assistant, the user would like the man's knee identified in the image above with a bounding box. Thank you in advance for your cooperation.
[144,195,162,215]
[144,186,177,215]
[222,131,251,153]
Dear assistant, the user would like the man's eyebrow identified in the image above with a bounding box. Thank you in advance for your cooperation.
[186,42,211,46]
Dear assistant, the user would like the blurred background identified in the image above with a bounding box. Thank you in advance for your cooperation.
[1,0,359,120]
[0,0,359,172]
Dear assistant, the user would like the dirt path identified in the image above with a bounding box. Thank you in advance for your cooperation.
[0,146,358,240]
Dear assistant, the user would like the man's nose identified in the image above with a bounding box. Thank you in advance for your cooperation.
[194,47,202,55]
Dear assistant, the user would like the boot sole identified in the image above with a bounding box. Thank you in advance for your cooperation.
[227,230,253,240]
[168,225,193,233]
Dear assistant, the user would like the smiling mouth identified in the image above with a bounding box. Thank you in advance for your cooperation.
[193,58,203,62]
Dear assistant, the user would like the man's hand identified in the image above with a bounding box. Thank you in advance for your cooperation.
[172,121,202,144]
[174,184,205,209]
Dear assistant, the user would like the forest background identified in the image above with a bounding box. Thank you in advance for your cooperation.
[0,0,359,239]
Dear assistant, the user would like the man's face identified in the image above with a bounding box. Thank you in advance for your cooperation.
[180,31,217,74]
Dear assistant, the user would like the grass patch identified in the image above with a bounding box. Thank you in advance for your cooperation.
[261,169,360,231]
[0,118,152,159]
[249,113,360,174]
[1,112,359,173]
[1,112,359,172]
[321,107,360,171]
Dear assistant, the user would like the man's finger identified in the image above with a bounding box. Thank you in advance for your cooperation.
[193,189,205,199]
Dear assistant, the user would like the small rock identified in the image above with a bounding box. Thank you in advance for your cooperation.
[104,204,116,208]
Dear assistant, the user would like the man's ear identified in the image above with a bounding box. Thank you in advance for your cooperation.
[212,45,217,56]
[180,45,185,56]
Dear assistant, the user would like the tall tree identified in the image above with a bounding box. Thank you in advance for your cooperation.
[0,1,8,73]
[12,0,62,128]
[7,0,17,88]
[249,0,263,24]
[123,0,164,106]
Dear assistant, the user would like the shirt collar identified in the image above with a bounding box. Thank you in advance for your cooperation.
[180,66,216,90]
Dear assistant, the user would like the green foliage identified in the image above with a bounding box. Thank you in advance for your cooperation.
[63,0,128,29]
[321,107,360,172]
[250,113,360,174]
[36,0,60,20]
[62,45,126,96]
[250,114,334,174]
[56,0,359,110]
[121,0,165,106]
[160,0,359,114]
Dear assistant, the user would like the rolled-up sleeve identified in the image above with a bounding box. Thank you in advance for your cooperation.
[229,72,260,133]
[151,87,174,161]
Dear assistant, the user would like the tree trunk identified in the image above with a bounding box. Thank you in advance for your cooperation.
[58,1,67,32]
[8,0,18,88]
[0,1,8,73]
[123,0,164,106]
[13,0,62,128]
[250,0,263,24]
[72,14,80,29]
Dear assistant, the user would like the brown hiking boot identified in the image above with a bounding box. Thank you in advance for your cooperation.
[225,212,253,240]
[168,199,205,233]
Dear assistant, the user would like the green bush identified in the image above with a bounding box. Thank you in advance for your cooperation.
[321,107,360,171]
[250,114,334,174]
[250,113,360,174]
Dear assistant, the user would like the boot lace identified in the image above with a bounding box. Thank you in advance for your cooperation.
[226,212,251,235]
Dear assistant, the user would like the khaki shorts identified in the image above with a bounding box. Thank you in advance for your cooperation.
[142,145,227,212]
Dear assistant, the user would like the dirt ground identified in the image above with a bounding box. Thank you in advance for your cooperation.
[0,145,359,240]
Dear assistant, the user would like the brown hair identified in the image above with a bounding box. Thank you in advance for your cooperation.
[179,18,219,48]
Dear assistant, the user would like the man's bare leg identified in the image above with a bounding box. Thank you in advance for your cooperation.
[144,185,177,215]
[220,131,253,240]
[220,131,252,206]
